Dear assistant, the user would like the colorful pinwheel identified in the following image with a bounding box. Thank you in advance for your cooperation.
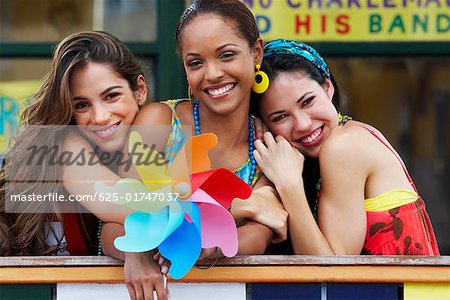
[95,132,251,279]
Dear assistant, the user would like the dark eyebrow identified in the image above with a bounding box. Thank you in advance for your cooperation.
[73,86,123,101]
[216,43,238,52]
[185,43,239,58]
[100,85,123,96]
[298,91,313,103]
[267,91,314,119]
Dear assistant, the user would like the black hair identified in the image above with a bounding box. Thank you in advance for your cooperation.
[251,54,341,117]
[176,0,260,55]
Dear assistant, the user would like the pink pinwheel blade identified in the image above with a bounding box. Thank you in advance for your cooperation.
[198,202,238,257]
[187,189,239,257]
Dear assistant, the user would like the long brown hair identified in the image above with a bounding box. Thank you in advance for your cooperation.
[0,31,148,255]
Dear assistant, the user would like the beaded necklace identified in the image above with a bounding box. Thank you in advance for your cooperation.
[97,220,103,255]
[312,114,352,220]
[193,100,256,186]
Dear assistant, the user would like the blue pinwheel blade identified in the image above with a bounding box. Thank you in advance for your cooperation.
[114,210,171,252]
[158,204,202,279]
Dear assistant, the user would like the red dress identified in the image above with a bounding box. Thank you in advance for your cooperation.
[62,213,99,255]
[362,198,439,255]
[354,125,439,255]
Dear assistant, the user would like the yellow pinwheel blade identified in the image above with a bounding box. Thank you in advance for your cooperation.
[129,131,172,190]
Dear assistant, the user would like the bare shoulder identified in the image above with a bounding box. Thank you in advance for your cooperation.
[133,101,172,125]
[62,129,92,151]
[319,121,379,166]
[172,100,194,125]
[135,100,194,126]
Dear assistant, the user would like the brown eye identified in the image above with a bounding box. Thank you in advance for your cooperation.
[105,93,120,101]
[74,101,89,111]
[302,96,315,107]
[273,115,287,122]
[220,52,235,60]
[187,60,202,68]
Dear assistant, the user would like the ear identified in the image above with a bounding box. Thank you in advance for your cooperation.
[324,78,335,100]
[252,37,264,65]
[135,74,148,106]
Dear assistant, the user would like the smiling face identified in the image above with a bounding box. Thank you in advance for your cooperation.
[70,62,146,153]
[260,72,338,158]
[180,14,262,116]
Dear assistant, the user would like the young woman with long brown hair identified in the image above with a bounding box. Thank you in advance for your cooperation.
[0,31,171,300]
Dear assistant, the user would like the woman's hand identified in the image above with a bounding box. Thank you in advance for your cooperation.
[152,252,171,275]
[253,116,269,140]
[198,247,219,260]
[254,132,304,188]
[236,185,288,243]
[124,252,168,300]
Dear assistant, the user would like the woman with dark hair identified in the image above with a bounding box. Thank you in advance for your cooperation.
[102,0,289,261]
[252,39,440,256]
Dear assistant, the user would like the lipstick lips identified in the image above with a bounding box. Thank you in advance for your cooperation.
[298,126,323,146]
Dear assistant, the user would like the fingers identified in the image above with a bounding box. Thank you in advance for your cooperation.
[254,117,266,140]
[125,252,168,300]
[126,283,137,300]
[134,283,145,300]
[262,122,269,136]
[272,233,288,244]
[198,247,216,260]
[253,138,266,153]
[140,273,168,300]
[263,132,276,147]
[271,221,288,244]
[255,132,284,154]
[154,275,169,300]
[152,252,160,262]
[252,149,262,166]
[154,252,170,274]
[274,134,288,143]
[273,215,288,241]
[160,260,170,275]
[142,285,154,300]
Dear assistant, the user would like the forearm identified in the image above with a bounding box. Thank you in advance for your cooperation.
[276,181,335,255]
[101,222,126,259]
[237,220,272,254]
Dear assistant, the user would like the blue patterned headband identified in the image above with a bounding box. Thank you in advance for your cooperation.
[263,39,330,78]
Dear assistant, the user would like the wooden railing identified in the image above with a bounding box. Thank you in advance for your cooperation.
[0,255,449,283]
[0,255,449,299]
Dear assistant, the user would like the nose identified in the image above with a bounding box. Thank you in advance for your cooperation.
[205,61,224,82]
[293,111,312,133]
[91,102,111,125]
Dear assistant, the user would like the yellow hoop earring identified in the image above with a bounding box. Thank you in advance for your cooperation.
[188,86,195,103]
[252,64,269,94]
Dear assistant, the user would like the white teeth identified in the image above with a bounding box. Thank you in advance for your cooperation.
[300,127,321,143]
[96,124,118,136]
[207,83,234,96]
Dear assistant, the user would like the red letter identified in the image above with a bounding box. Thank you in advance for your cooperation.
[295,15,311,34]
[336,14,350,34]
[321,15,327,33]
